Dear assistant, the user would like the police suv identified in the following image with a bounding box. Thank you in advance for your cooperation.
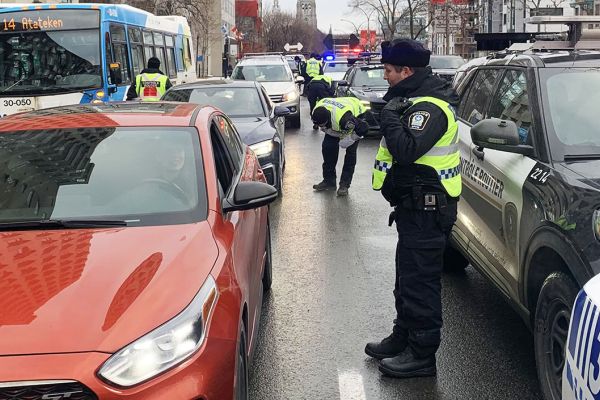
[445,16,600,400]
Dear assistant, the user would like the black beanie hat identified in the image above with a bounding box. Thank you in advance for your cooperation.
[311,106,331,125]
[381,39,430,67]
[148,57,161,69]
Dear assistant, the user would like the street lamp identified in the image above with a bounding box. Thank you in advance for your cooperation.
[340,18,364,35]
[352,7,377,49]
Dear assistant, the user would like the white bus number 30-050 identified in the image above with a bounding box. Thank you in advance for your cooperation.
[3,99,32,107]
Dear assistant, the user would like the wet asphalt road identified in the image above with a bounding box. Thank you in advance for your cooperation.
[248,98,542,400]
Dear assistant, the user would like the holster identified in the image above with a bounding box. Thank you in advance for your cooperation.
[398,186,449,214]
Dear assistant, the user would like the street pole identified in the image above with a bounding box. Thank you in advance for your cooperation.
[445,0,450,55]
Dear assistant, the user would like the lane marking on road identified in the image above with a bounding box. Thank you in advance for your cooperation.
[338,369,367,400]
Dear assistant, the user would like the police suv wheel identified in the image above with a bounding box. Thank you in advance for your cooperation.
[442,244,469,272]
[534,272,579,400]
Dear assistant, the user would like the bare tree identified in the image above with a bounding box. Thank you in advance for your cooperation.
[349,0,432,40]
[262,8,325,53]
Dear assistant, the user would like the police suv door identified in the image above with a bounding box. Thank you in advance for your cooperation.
[459,67,538,298]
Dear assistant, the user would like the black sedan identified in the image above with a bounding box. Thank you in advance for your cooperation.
[336,64,388,136]
[163,79,289,192]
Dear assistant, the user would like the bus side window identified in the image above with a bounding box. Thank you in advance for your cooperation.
[110,24,131,85]
[183,37,192,70]
[165,35,177,79]
[153,32,167,76]
[143,30,154,64]
[128,27,144,76]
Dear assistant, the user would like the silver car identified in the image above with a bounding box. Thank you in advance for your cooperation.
[231,54,303,128]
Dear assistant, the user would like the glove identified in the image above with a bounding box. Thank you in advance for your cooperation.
[339,133,361,149]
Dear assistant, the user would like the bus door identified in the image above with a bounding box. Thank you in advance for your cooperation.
[106,24,132,101]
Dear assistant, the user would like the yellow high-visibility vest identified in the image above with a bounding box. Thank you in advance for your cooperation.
[372,96,462,198]
[314,97,367,134]
[136,73,169,102]
[311,74,333,85]
[305,58,322,78]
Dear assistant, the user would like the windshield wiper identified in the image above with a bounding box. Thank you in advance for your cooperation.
[1,77,27,93]
[0,219,128,231]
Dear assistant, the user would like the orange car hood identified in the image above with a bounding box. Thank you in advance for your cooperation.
[0,222,218,355]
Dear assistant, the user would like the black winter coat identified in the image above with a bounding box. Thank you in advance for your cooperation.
[379,67,460,200]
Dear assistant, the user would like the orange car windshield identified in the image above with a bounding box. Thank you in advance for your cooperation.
[0,126,207,226]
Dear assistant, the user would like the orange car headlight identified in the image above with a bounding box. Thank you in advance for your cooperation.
[98,276,218,387]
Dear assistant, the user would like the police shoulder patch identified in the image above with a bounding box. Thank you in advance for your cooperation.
[408,111,430,131]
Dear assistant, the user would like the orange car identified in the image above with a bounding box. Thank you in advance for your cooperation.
[0,103,276,399]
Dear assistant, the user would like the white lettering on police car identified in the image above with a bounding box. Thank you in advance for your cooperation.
[460,157,505,199]
[566,294,600,400]
[529,166,550,184]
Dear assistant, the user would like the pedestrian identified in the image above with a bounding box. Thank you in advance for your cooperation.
[305,74,335,129]
[126,57,172,102]
[365,38,461,378]
[311,97,369,196]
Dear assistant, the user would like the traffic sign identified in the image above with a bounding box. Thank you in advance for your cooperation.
[284,42,304,52]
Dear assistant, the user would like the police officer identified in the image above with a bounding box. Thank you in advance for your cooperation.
[311,97,369,196]
[304,52,323,86]
[364,39,461,378]
[126,57,172,102]
[305,74,335,129]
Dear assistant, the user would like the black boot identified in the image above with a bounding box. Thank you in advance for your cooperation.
[365,332,407,360]
[313,180,336,191]
[378,348,436,378]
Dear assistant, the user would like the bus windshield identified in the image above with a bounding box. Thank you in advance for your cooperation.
[0,9,101,96]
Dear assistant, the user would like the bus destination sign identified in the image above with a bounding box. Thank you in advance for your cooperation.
[3,16,64,31]
[0,9,99,33]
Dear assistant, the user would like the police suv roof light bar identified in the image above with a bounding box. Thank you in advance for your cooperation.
[243,52,285,58]
[525,16,600,50]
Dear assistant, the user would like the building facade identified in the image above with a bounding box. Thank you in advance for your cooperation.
[296,0,317,29]
[204,0,235,77]
[235,0,263,56]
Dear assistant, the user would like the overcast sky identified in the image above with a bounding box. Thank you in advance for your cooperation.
[263,0,369,34]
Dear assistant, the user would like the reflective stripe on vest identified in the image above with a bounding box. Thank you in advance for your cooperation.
[306,59,321,77]
[311,74,332,85]
[315,97,367,133]
[136,73,168,102]
[371,96,462,198]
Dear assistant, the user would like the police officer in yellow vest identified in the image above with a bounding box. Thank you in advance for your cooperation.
[306,74,334,128]
[303,52,323,89]
[311,97,369,196]
[126,57,172,102]
[364,39,461,379]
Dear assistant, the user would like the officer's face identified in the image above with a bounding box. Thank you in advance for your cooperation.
[384,64,413,87]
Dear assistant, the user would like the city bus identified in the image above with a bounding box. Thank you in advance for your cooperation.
[0,3,195,116]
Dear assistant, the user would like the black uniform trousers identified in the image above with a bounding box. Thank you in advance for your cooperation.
[322,134,358,187]
[393,200,457,358]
